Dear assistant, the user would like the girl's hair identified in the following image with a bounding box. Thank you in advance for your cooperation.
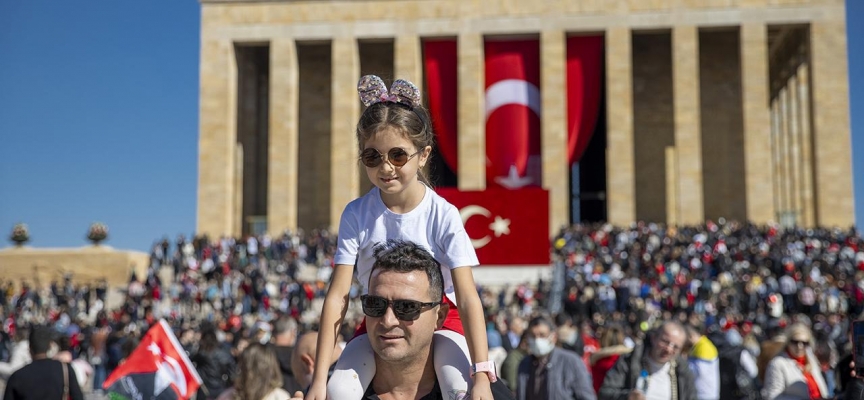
[233,343,283,400]
[356,101,436,186]
[600,323,626,348]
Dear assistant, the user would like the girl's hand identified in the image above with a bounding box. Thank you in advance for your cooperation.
[470,377,493,400]
[290,391,305,400]
[303,381,328,400]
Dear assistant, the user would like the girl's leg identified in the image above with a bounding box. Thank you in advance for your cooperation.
[433,330,472,400]
[327,333,376,400]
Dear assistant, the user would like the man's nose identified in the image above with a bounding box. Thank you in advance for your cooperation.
[380,305,400,327]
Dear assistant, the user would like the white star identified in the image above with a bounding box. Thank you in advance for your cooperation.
[489,216,511,237]
[494,165,533,189]
[148,343,162,356]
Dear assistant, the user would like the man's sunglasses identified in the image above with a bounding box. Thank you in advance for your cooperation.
[360,295,440,321]
[360,147,421,168]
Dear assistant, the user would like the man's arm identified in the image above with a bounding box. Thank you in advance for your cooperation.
[597,353,632,400]
[570,356,597,400]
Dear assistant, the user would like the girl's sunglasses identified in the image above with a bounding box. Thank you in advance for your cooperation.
[360,294,440,321]
[360,147,421,168]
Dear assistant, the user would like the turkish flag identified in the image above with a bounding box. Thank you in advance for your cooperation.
[484,39,541,189]
[437,188,549,265]
[103,320,203,400]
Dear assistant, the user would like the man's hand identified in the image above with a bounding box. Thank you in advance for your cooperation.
[627,390,646,400]
[470,375,493,400]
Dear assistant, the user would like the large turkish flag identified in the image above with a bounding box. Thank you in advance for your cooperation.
[437,188,550,265]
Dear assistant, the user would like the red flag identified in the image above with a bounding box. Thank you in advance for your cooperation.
[103,320,203,400]
[566,35,604,164]
[437,188,549,265]
[424,39,459,175]
[484,39,541,189]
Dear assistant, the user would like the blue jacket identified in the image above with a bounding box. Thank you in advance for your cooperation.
[516,347,597,400]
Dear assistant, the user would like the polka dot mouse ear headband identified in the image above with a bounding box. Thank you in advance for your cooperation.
[357,75,422,108]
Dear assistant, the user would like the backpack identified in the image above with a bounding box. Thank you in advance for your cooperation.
[718,345,761,400]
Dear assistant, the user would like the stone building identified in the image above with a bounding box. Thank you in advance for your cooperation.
[196,0,854,238]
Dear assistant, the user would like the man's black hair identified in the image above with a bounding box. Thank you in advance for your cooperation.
[28,325,54,356]
[370,239,444,301]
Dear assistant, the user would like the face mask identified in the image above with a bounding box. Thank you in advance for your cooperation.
[528,337,555,357]
[562,331,579,346]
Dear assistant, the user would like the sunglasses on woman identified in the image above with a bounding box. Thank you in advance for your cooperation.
[360,295,441,321]
[360,147,422,168]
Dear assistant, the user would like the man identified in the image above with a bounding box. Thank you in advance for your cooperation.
[290,240,512,400]
[598,321,696,400]
[3,325,84,400]
[290,330,343,391]
[273,315,304,393]
[683,325,719,400]
[0,325,30,380]
[516,316,596,400]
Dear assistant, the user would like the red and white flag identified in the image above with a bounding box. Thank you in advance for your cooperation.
[103,319,202,400]
[438,188,549,265]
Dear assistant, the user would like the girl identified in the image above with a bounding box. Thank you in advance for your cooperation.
[305,75,494,400]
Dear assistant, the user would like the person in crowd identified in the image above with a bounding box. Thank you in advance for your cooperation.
[0,325,30,380]
[501,331,529,392]
[290,331,343,392]
[291,239,513,399]
[193,324,237,400]
[590,323,632,393]
[308,76,493,400]
[515,316,595,400]
[684,325,720,400]
[762,323,829,400]
[599,321,697,400]
[2,325,84,400]
[273,315,303,394]
[54,334,93,390]
[218,342,290,400]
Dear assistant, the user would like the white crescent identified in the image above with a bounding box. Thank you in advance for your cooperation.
[484,79,542,120]
[459,205,492,249]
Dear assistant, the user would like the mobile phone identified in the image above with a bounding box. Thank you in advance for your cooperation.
[854,320,864,377]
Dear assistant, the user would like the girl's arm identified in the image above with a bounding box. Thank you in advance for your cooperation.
[306,263,354,398]
[450,266,494,397]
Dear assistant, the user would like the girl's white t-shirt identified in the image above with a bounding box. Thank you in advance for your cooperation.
[334,186,479,305]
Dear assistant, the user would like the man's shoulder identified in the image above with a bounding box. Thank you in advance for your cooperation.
[363,378,515,400]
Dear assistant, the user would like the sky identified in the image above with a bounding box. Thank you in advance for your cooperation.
[0,0,862,253]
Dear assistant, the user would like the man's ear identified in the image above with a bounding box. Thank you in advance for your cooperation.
[300,353,315,373]
[436,302,450,330]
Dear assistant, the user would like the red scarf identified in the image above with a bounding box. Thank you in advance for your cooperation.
[787,350,822,399]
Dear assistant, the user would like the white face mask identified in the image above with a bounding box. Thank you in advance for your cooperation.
[528,337,555,357]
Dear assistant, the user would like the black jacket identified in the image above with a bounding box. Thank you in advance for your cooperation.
[3,359,84,400]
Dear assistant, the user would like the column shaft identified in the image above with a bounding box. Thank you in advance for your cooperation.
[197,39,239,237]
[330,37,360,229]
[796,62,815,227]
[395,35,423,93]
[541,30,568,234]
[458,33,486,190]
[740,23,775,224]
[810,20,855,226]
[605,27,635,226]
[787,75,801,224]
[665,147,679,226]
[672,25,704,225]
[268,39,299,235]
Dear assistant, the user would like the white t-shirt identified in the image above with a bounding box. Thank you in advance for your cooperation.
[334,186,479,304]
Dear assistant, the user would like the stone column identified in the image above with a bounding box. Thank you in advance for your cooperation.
[810,20,855,227]
[665,147,679,226]
[197,39,239,238]
[786,75,801,225]
[777,86,790,221]
[770,98,781,222]
[268,39,299,235]
[395,35,423,93]
[605,27,635,226]
[330,37,360,230]
[740,23,775,224]
[458,33,486,190]
[796,61,815,227]
[541,30,568,235]
[672,25,704,225]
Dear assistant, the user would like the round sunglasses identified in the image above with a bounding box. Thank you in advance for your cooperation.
[360,294,441,321]
[360,147,422,168]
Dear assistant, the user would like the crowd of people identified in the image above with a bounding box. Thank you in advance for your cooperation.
[0,221,862,400]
